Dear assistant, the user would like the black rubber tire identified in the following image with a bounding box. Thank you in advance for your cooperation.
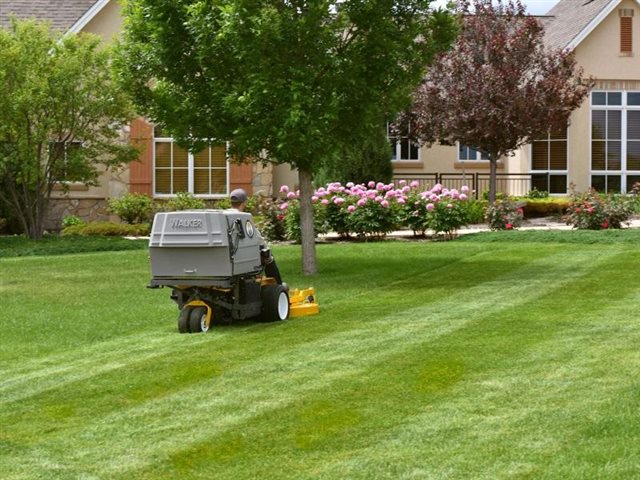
[188,306,209,333]
[261,285,290,322]
[177,308,190,334]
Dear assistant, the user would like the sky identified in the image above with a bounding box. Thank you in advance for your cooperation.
[431,0,561,15]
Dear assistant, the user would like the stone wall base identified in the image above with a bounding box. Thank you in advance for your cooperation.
[45,198,111,231]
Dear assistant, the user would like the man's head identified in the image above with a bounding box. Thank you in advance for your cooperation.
[230,188,248,211]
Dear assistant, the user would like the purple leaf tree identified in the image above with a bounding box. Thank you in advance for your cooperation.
[407,0,592,202]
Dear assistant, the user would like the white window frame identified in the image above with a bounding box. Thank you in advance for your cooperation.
[387,123,420,162]
[589,90,640,193]
[529,128,569,196]
[152,134,230,198]
[457,142,489,162]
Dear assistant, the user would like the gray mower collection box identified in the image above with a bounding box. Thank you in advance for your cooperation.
[149,210,264,287]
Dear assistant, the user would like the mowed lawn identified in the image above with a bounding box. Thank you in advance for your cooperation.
[1,231,640,479]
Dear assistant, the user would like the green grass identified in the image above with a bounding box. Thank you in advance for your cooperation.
[2,231,640,479]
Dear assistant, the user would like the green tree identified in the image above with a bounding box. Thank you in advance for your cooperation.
[118,0,456,274]
[0,20,137,240]
[318,125,394,186]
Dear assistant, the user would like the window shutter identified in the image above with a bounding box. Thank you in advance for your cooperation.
[620,10,634,54]
[230,162,253,194]
[129,117,154,196]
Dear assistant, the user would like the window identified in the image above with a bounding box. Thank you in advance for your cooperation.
[531,125,568,194]
[50,140,84,182]
[153,128,228,197]
[387,123,420,161]
[620,9,634,55]
[458,143,488,161]
[590,91,640,193]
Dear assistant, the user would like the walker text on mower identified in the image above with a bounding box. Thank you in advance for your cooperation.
[148,209,319,333]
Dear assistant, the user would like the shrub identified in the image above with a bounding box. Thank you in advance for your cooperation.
[281,199,329,243]
[108,193,154,224]
[164,192,206,211]
[486,198,524,230]
[62,221,150,237]
[460,198,486,224]
[527,187,549,199]
[316,126,393,186]
[212,197,232,210]
[254,198,287,241]
[564,190,634,230]
[277,180,472,240]
[346,196,400,238]
[61,215,85,229]
[522,198,571,218]
[317,181,401,238]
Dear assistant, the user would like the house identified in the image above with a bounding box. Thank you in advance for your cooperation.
[1,0,289,229]
[398,0,640,197]
[1,0,637,230]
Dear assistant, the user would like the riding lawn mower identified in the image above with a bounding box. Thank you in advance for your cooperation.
[148,209,319,333]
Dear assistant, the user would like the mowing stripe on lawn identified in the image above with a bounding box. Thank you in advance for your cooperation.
[0,333,214,404]
[1,248,619,479]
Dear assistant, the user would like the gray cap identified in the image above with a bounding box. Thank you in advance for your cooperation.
[230,188,248,203]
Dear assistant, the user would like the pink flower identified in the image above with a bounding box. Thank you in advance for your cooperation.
[368,181,376,188]
[357,198,367,207]
[426,203,435,211]
[430,194,439,202]
[279,185,289,194]
[346,182,354,188]
[402,185,411,193]
[602,220,609,229]
[446,203,453,209]
[459,193,468,201]
[321,199,329,205]
[381,200,389,208]
[397,197,406,204]
[276,214,284,221]
[375,195,383,202]
[461,185,470,194]
[385,190,396,198]
[347,205,356,213]
[333,197,345,205]
[505,223,513,230]
[432,183,442,193]
[410,180,420,188]
[399,180,407,186]
[280,202,288,210]
[376,182,385,191]
[287,191,296,199]
[312,195,319,202]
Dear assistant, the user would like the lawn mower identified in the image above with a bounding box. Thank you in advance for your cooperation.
[147,209,319,333]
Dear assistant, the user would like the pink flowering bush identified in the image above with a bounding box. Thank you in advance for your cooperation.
[564,189,633,230]
[485,198,524,230]
[275,180,475,240]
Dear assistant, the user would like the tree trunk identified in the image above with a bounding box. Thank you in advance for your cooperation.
[488,153,498,204]
[298,167,317,276]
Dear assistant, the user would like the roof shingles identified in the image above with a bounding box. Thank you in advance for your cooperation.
[543,0,616,49]
[0,0,100,32]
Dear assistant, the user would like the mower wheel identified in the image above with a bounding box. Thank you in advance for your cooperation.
[177,308,190,334]
[261,284,290,322]
[189,306,209,333]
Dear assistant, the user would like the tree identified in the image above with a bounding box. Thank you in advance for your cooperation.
[405,0,591,203]
[0,20,137,239]
[316,125,393,186]
[117,0,457,274]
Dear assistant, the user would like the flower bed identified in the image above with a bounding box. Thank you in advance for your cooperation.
[272,181,476,241]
